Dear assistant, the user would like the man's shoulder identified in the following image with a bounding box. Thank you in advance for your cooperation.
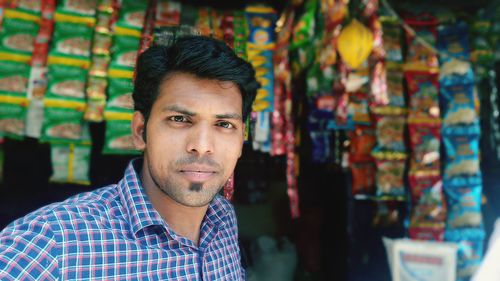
[4,184,122,234]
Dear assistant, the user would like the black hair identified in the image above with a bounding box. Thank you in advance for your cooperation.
[133,35,260,136]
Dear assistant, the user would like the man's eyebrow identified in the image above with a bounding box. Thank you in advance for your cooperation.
[215,113,243,120]
[162,105,196,116]
[163,105,242,120]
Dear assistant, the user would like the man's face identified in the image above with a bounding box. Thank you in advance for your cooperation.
[134,73,245,207]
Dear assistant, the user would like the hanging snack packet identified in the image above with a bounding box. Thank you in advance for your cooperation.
[0,10,39,61]
[106,77,133,111]
[103,113,139,155]
[95,9,112,33]
[233,11,247,60]
[403,17,439,71]
[114,0,147,37]
[372,115,406,154]
[155,0,181,28]
[46,64,87,101]
[375,159,406,199]
[89,54,110,77]
[350,161,375,196]
[408,175,446,241]
[245,6,277,113]
[84,75,106,122]
[56,0,97,18]
[445,228,485,281]
[440,82,478,133]
[0,99,27,138]
[0,60,30,97]
[443,134,481,185]
[41,99,85,143]
[348,125,375,162]
[309,130,331,163]
[408,124,441,175]
[49,21,93,62]
[50,142,91,185]
[437,22,470,62]
[16,0,42,14]
[92,32,112,56]
[108,35,140,76]
[290,0,315,50]
[349,91,371,125]
[49,123,92,185]
[405,71,440,123]
[386,64,405,107]
[380,16,402,63]
[444,184,482,229]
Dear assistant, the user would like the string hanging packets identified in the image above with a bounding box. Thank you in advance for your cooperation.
[401,13,446,241]
[25,0,56,139]
[367,7,408,202]
[41,0,97,144]
[84,0,118,122]
[437,21,485,281]
[0,7,40,139]
[245,5,277,153]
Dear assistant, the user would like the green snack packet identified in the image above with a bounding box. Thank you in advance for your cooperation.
[103,118,139,155]
[0,100,27,139]
[41,101,85,143]
[50,21,93,60]
[109,35,140,71]
[49,121,92,184]
[233,10,248,60]
[46,64,88,101]
[114,0,147,33]
[50,142,91,185]
[16,1,43,15]
[0,60,30,97]
[0,16,39,59]
[106,78,133,111]
[56,0,98,18]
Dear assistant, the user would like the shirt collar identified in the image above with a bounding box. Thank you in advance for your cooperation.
[118,159,165,236]
[118,159,230,237]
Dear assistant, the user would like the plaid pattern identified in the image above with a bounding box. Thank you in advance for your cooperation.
[0,160,244,280]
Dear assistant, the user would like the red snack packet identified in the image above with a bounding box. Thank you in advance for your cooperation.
[349,125,376,162]
[408,124,441,176]
[403,15,439,71]
[408,175,446,241]
[405,71,440,124]
[351,161,376,196]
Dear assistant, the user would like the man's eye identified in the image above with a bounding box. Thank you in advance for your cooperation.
[217,121,234,129]
[169,116,188,122]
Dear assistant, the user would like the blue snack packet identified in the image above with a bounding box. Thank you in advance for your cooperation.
[445,228,485,281]
[444,184,483,229]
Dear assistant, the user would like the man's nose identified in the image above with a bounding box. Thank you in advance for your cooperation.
[185,123,215,156]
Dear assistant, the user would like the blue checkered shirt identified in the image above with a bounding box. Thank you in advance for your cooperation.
[0,160,244,280]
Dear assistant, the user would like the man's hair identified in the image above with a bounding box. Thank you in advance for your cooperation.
[133,35,260,129]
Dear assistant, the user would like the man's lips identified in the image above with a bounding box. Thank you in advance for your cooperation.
[178,166,217,182]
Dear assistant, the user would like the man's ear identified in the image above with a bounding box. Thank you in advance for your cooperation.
[131,111,146,150]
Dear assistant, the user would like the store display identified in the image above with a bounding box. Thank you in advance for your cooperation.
[0,1,495,278]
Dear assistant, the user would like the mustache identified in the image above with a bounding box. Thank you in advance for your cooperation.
[174,155,221,169]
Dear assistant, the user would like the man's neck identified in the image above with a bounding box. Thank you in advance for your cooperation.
[140,165,208,246]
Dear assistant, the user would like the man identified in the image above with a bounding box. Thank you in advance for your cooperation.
[0,35,259,280]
